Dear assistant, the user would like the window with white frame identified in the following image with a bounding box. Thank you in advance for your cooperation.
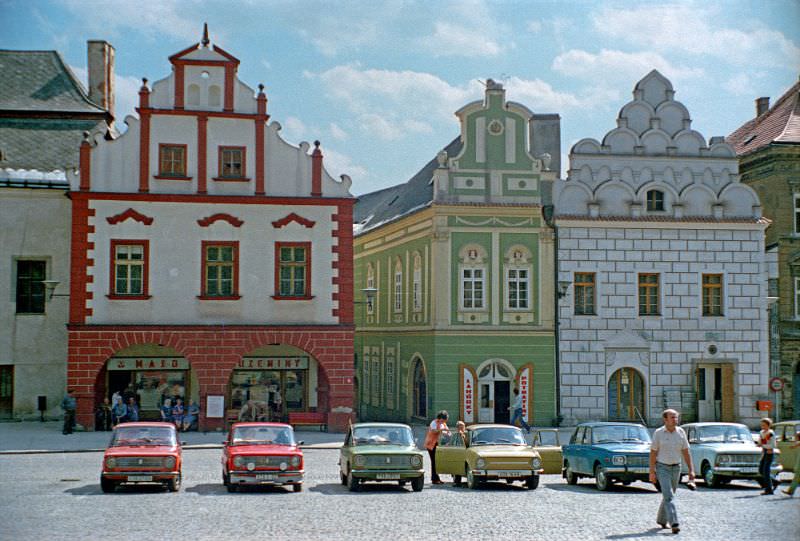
[385,356,395,409]
[504,246,532,310]
[366,263,375,315]
[459,244,487,311]
[394,259,403,313]
[371,357,381,405]
[795,195,800,234]
[112,242,147,296]
[412,253,422,312]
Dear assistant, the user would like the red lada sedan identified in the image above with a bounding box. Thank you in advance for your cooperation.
[101,422,182,492]
[223,422,304,492]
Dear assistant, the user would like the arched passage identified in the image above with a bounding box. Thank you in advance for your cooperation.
[608,367,645,421]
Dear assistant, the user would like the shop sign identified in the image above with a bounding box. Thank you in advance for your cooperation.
[238,357,309,370]
[109,357,188,371]
[461,365,475,423]
[517,364,532,423]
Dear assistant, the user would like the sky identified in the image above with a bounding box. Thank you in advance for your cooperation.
[1,0,798,195]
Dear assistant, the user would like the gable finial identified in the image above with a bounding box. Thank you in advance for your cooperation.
[201,22,210,47]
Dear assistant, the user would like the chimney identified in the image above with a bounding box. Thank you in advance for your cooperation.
[87,40,115,120]
[756,97,770,117]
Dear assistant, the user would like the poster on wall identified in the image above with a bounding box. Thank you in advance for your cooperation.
[460,364,476,424]
[206,395,225,418]
[516,364,533,423]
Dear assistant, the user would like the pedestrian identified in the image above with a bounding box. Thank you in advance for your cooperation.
[95,397,112,431]
[112,397,128,426]
[423,410,450,485]
[782,426,800,497]
[171,398,185,429]
[756,417,776,495]
[160,398,173,423]
[183,399,200,431]
[508,387,531,433]
[61,389,77,435]
[126,397,139,422]
[648,408,695,535]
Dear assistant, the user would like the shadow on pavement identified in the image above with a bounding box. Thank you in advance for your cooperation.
[309,482,415,495]
[186,483,297,495]
[606,528,663,539]
[545,483,657,494]
[64,483,167,496]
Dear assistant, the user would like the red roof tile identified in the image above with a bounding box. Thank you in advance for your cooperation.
[727,80,800,156]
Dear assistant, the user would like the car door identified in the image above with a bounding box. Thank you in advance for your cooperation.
[682,427,696,475]
[563,426,584,473]
[532,429,562,474]
[435,431,466,476]
[577,427,593,474]
[778,423,798,471]
[339,428,353,475]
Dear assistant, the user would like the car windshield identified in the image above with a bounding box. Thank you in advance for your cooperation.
[695,425,752,443]
[592,425,651,444]
[232,426,295,446]
[470,427,527,446]
[353,426,414,446]
[111,426,176,446]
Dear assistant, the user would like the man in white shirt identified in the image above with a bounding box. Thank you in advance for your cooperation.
[649,409,695,535]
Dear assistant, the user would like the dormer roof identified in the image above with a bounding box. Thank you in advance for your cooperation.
[727,79,800,156]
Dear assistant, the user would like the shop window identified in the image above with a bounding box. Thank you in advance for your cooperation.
[646,189,664,212]
[201,241,239,299]
[216,146,247,180]
[157,144,188,178]
[394,259,403,313]
[230,370,298,421]
[274,242,311,299]
[412,253,423,312]
[109,240,149,299]
[15,260,46,314]
[574,272,596,315]
[702,274,723,316]
[638,273,659,316]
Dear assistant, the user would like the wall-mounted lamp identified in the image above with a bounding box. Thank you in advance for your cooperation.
[557,281,571,299]
[41,280,69,300]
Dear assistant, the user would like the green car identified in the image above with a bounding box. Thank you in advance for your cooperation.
[338,423,425,492]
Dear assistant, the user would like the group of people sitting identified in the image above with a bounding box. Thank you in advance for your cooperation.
[160,398,200,432]
[94,390,200,431]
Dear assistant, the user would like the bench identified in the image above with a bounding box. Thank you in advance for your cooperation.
[289,412,327,432]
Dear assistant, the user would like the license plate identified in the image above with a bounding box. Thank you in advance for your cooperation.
[256,474,276,481]
[492,471,525,477]
[127,475,152,482]
[741,467,758,474]
[376,473,400,480]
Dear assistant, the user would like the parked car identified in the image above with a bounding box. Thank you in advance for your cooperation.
[222,422,304,492]
[339,422,424,492]
[561,422,651,491]
[531,428,562,474]
[101,422,182,493]
[681,422,782,487]
[774,420,800,473]
[435,424,543,489]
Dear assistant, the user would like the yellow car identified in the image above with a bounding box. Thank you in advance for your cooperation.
[435,424,543,489]
[531,428,562,475]
[774,420,800,473]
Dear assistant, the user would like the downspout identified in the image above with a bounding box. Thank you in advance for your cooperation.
[543,205,561,426]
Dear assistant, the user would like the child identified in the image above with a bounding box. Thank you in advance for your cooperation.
[756,417,776,495]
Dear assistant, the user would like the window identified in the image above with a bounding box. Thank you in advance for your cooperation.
[574,272,596,315]
[158,144,187,177]
[371,358,381,406]
[217,146,247,179]
[795,195,800,234]
[201,241,239,298]
[394,260,403,313]
[638,273,660,316]
[412,254,422,312]
[16,260,45,313]
[386,357,395,409]
[275,243,311,298]
[646,189,664,211]
[461,267,485,309]
[795,277,800,318]
[506,268,530,309]
[110,240,149,298]
[366,263,375,315]
[702,274,723,316]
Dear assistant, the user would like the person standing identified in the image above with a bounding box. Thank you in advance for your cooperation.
[756,417,776,495]
[95,398,112,431]
[508,388,531,433]
[171,398,185,430]
[782,426,800,497]
[649,408,695,535]
[112,398,128,426]
[126,397,139,422]
[61,389,77,435]
[424,410,450,485]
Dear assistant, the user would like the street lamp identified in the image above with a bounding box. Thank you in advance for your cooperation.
[557,281,571,299]
[41,280,69,300]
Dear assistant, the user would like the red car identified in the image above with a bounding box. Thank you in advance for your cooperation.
[222,422,304,492]
[101,422,182,492]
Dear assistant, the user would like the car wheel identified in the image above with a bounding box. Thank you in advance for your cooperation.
[411,476,424,492]
[167,473,181,492]
[347,469,360,492]
[526,474,540,490]
[595,464,610,491]
[227,482,237,493]
[466,466,480,490]
[100,477,116,493]
[292,483,302,493]
[398,480,408,487]
[453,475,462,485]
[222,470,229,486]
[703,463,720,488]
[340,470,347,486]
[565,462,578,485]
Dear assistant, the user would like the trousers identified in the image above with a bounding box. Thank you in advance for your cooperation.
[759,451,773,493]
[656,462,681,526]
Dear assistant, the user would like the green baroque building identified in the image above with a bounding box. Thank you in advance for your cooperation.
[353,81,560,426]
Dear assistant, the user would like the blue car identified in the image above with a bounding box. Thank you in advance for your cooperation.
[562,422,652,491]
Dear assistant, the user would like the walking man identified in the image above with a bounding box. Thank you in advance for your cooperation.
[508,388,531,433]
[649,408,695,534]
[61,389,77,435]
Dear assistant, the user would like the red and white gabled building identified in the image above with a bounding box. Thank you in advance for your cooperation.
[68,31,355,431]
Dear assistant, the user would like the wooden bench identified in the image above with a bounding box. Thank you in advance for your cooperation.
[288,412,327,432]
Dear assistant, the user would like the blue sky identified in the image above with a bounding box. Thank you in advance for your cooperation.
[2,0,798,195]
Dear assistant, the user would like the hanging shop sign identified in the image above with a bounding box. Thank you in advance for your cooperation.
[460,364,476,424]
[109,357,188,371]
[516,364,533,424]
[238,357,309,370]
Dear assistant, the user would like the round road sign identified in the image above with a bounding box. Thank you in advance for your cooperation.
[769,377,784,392]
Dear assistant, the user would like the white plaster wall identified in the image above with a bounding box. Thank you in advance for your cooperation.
[0,189,71,419]
[87,200,340,325]
[557,223,768,426]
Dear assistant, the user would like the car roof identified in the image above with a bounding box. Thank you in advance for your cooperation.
[351,422,412,429]
[467,424,523,430]
[231,422,292,429]
[114,422,175,429]
[681,422,747,428]
[574,421,646,428]
[773,420,800,425]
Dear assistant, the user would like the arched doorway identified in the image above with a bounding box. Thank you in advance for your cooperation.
[477,359,514,423]
[412,358,427,419]
[608,367,645,422]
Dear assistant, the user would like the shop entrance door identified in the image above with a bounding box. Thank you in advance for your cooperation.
[108,371,132,399]
[494,381,510,424]
[0,366,13,419]
[697,364,722,421]
[477,360,514,423]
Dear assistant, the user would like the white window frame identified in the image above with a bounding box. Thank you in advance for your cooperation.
[366,264,375,315]
[114,244,145,295]
[795,277,800,319]
[505,265,530,310]
[394,261,403,313]
[412,256,422,312]
[460,266,486,310]
[795,194,800,235]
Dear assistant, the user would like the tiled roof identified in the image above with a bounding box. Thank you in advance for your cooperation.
[557,214,770,225]
[0,50,106,114]
[727,79,800,156]
[0,117,104,171]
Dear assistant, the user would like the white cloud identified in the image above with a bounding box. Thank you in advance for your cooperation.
[320,147,368,184]
[358,113,402,140]
[329,123,348,141]
[504,76,584,111]
[282,116,307,142]
[723,73,757,96]
[593,5,800,69]
[527,20,542,33]
[552,49,704,84]
[422,21,503,57]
